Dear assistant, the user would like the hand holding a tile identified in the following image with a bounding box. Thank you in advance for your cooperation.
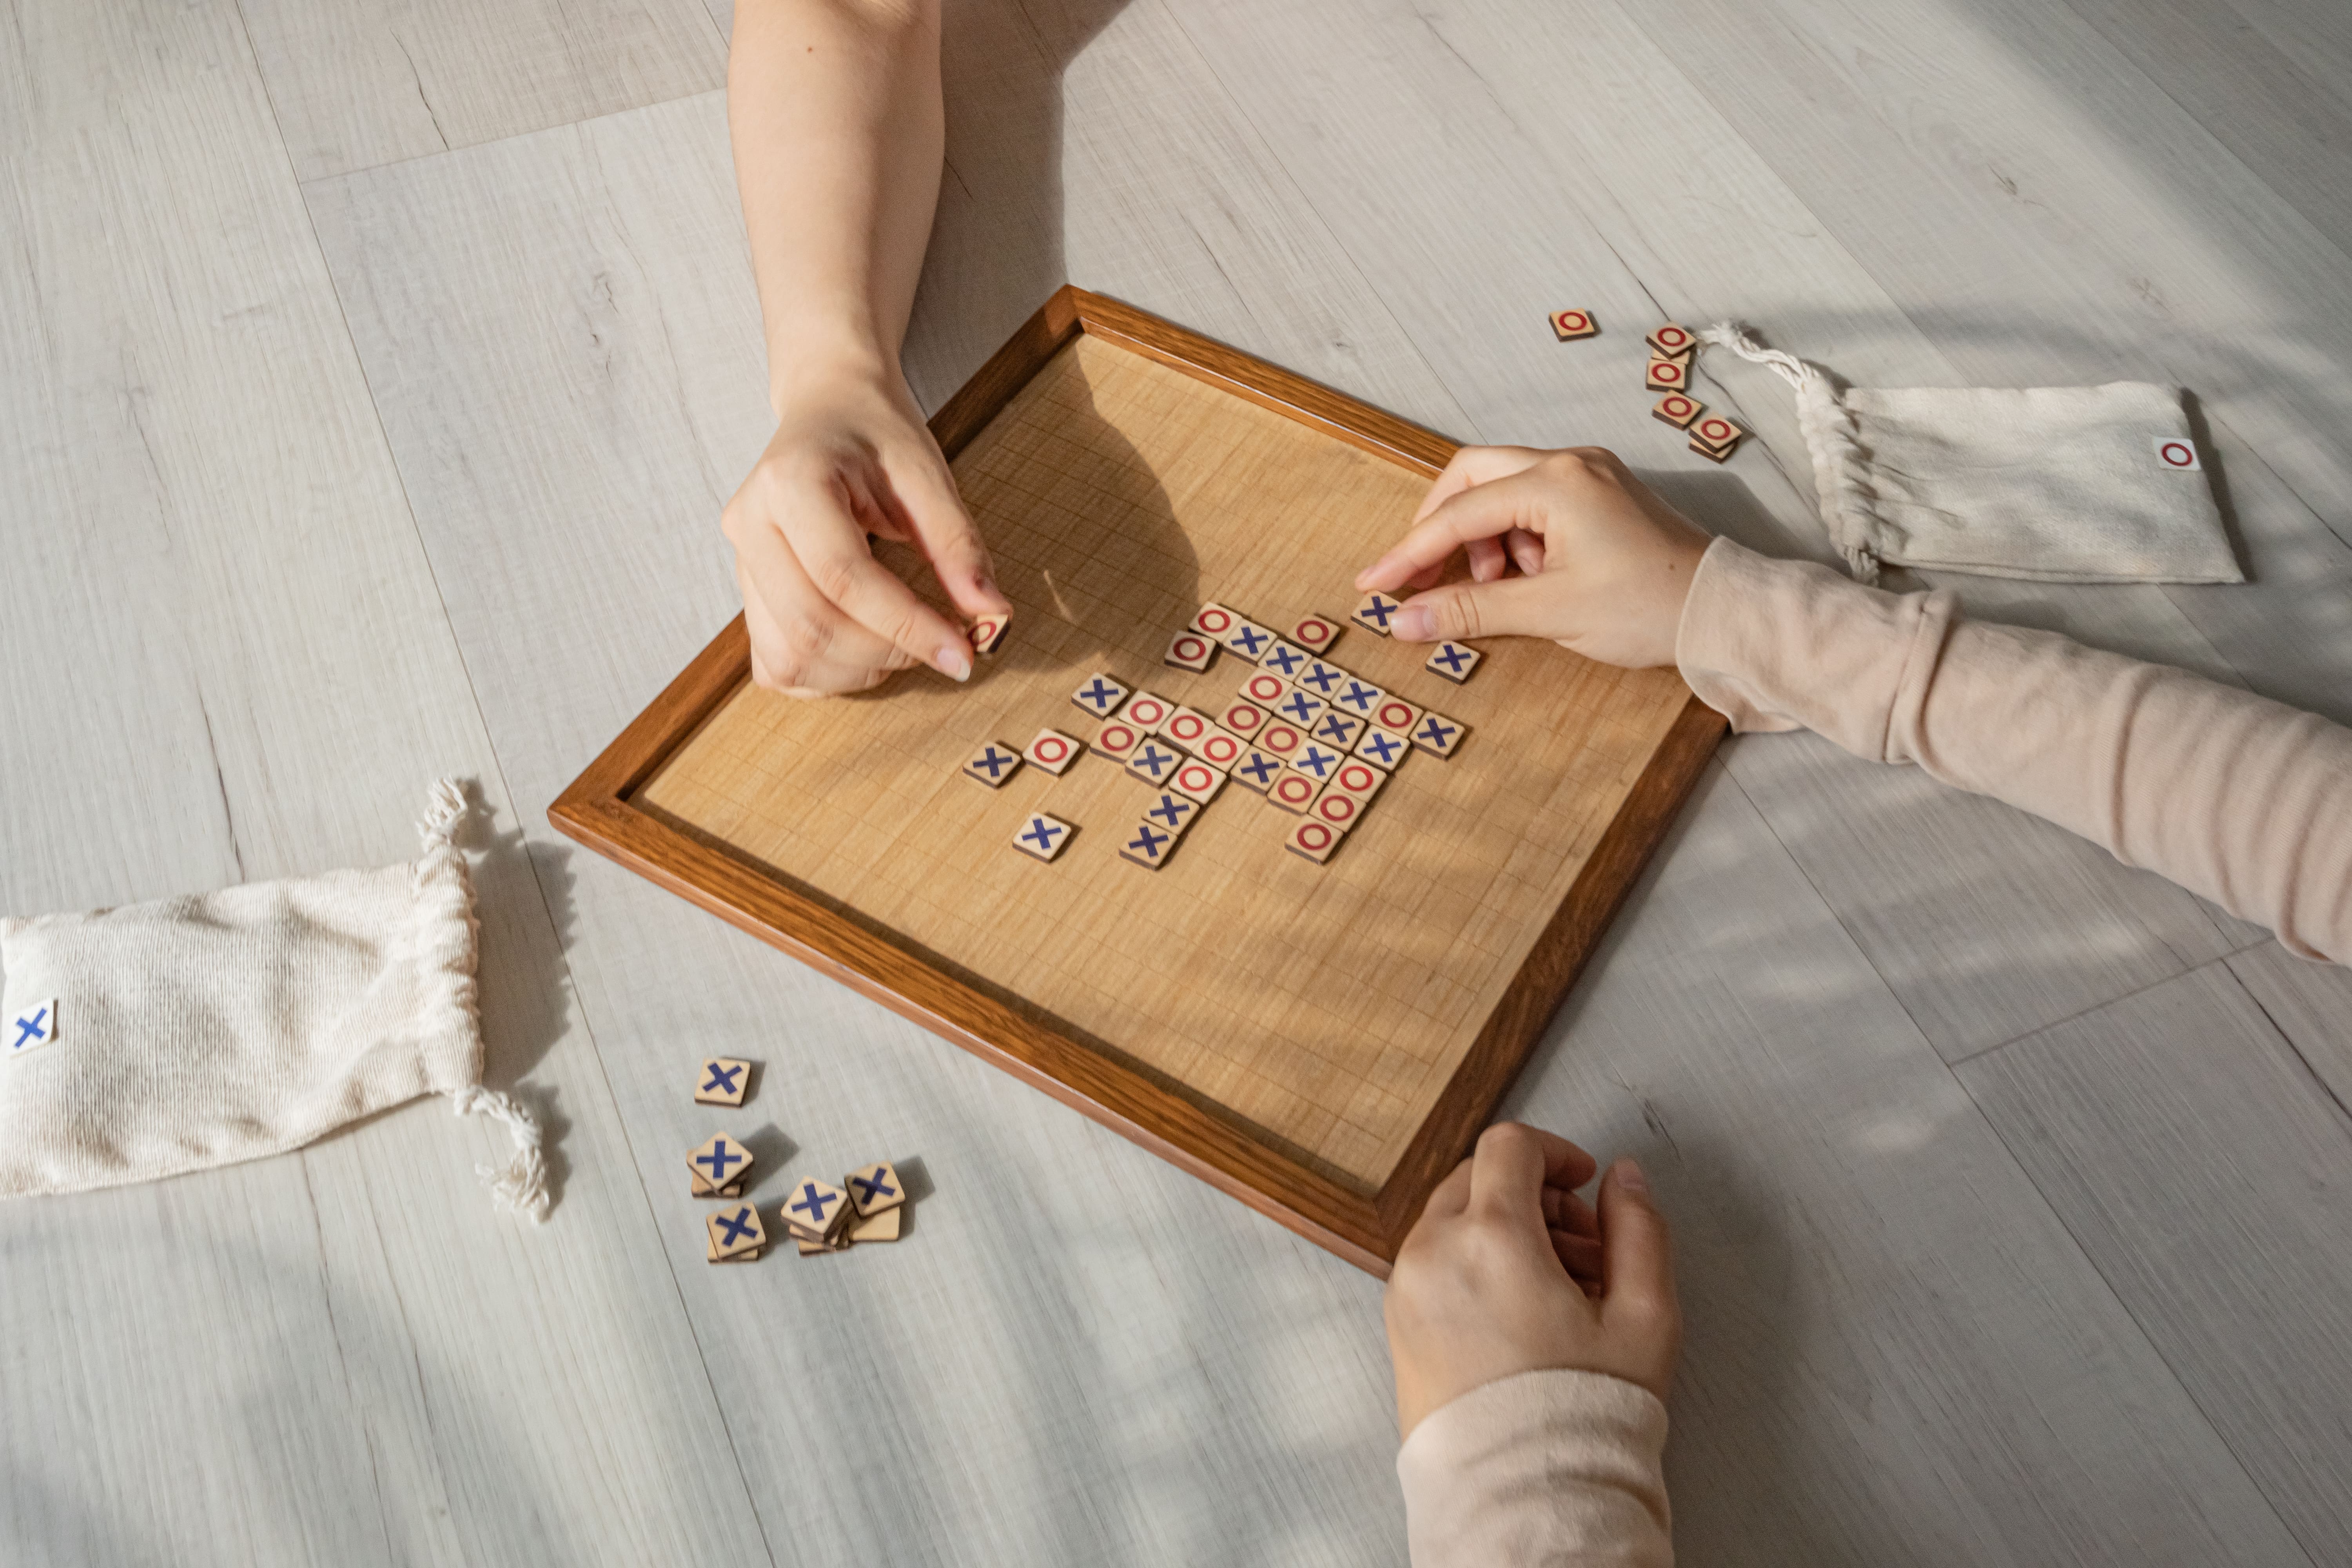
[1383,1124,1679,1439]
[1355,446,1710,670]
[723,370,1010,696]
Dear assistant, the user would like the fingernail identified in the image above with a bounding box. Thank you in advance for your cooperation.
[1612,1157,1648,1195]
[937,644,972,682]
[1392,606,1434,641]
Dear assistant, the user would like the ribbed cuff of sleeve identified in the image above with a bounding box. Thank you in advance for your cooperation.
[1397,1369,1672,1568]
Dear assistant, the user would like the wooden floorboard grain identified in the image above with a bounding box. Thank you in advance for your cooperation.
[237,0,724,181]
[1959,962,2352,1564]
[1160,0,2254,1054]
[1512,766,2306,1567]
[0,6,768,1564]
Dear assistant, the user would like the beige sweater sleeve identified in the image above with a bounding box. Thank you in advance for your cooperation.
[1676,538,2352,963]
[1397,1370,1673,1568]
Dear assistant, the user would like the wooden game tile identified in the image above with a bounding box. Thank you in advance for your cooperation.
[1094,718,1145,761]
[1350,592,1402,637]
[1123,692,1174,733]
[968,612,1011,657]
[1548,308,1599,341]
[1290,743,1344,785]
[1125,739,1184,787]
[1257,640,1311,681]
[1142,790,1201,835]
[1069,672,1130,720]
[962,741,1024,788]
[781,1176,853,1243]
[707,1201,767,1261]
[1295,659,1346,697]
[1644,356,1691,393]
[1425,641,1482,684]
[694,1057,752,1107]
[1689,412,1746,457]
[849,1207,902,1243]
[1311,789,1364,834]
[1011,812,1074,863]
[707,1234,762,1263]
[1269,771,1324,815]
[6,997,58,1060]
[1161,706,1214,750]
[1647,322,1697,356]
[1189,602,1240,638]
[1270,686,1327,728]
[1355,726,1409,770]
[795,1233,851,1256]
[1329,676,1386,719]
[1024,728,1083,775]
[846,1161,906,1218]
[689,1169,747,1200]
[1230,748,1285,794]
[1329,757,1387,804]
[1256,721,1307,760]
[1651,392,1704,430]
[688,1133,754,1194]
[1220,619,1276,663]
[1240,670,1290,709]
[1169,757,1227,804]
[1410,710,1469,760]
[1217,698,1269,739]
[1285,818,1343,865]
[1309,711,1365,751]
[1290,615,1343,655]
[1119,819,1180,869]
[1164,629,1217,673]
[1194,727,1247,769]
[1369,695,1422,737]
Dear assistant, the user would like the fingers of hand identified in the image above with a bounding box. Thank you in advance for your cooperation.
[1550,1229,1604,1287]
[1543,1185,1600,1240]
[786,506,976,681]
[1467,1123,1597,1227]
[1391,572,1577,644]
[1360,468,1555,595]
[893,448,1011,621]
[1466,535,1507,583]
[1404,444,1548,530]
[735,540,913,695]
[1598,1158,1678,1329]
[1505,526,1546,577]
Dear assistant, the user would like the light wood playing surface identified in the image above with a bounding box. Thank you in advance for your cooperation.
[638,336,1690,1187]
[10,0,2352,1562]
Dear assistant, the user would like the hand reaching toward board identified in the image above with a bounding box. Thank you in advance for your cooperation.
[1354,446,1711,670]
[722,361,1011,696]
[1385,1123,1680,1440]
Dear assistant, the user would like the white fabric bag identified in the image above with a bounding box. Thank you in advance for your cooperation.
[0,781,547,1218]
[1701,323,2241,586]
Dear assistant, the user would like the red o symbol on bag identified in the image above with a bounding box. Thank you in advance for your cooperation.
[2155,439,2199,470]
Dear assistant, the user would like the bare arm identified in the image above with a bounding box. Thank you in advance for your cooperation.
[723,0,1008,695]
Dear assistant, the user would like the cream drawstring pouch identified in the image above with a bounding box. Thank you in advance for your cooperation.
[0,780,548,1219]
[1701,323,2241,587]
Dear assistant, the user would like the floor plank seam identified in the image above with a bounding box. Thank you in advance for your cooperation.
[1942,956,2234,1069]
[1956,1023,2330,1568]
[289,87,733,196]
[2223,960,2352,1135]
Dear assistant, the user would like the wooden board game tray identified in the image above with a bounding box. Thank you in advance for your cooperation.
[550,287,1724,1274]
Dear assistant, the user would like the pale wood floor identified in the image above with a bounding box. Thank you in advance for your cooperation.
[4,0,2349,1563]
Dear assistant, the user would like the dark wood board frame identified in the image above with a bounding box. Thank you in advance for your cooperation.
[550,286,1725,1275]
